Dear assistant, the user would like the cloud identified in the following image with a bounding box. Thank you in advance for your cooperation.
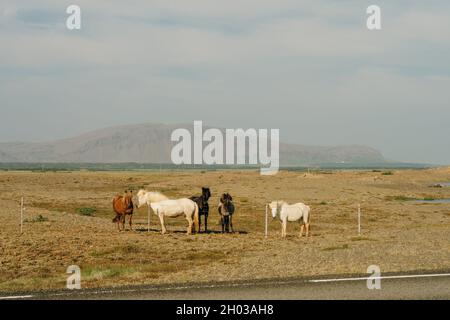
[1,0,450,163]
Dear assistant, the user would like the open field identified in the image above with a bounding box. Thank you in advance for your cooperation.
[0,168,449,293]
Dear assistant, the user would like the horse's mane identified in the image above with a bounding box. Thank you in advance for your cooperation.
[137,189,169,201]
[269,200,287,208]
[149,191,169,200]
[137,189,147,197]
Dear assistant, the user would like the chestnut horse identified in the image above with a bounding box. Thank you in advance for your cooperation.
[112,190,134,231]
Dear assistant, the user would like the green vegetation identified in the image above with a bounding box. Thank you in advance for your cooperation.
[350,236,374,241]
[83,266,135,280]
[385,195,416,201]
[127,185,145,191]
[24,214,48,223]
[322,244,349,251]
[0,162,433,172]
[386,195,442,202]
[382,171,394,175]
[0,162,260,172]
[76,207,96,216]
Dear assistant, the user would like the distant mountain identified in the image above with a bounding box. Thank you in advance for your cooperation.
[0,123,386,165]
[280,143,385,166]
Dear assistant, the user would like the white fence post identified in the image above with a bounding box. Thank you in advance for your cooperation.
[358,203,361,236]
[265,204,268,239]
[20,196,24,234]
[147,205,151,233]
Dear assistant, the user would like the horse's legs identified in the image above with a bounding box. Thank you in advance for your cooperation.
[300,224,304,237]
[186,214,193,235]
[221,217,225,233]
[225,216,230,233]
[230,215,234,233]
[204,214,208,233]
[282,220,287,238]
[189,219,194,235]
[117,215,124,231]
[129,214,133,231]
[158,213,166,234]
[305,223,310,237]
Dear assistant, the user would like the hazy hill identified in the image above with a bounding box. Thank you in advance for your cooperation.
[0,123,386,165]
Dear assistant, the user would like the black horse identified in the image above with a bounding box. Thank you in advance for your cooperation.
[190,187,211,233]
[218,193,235,233]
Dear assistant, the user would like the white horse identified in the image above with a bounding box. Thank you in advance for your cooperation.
[149,199,199,235]
[136,190,199,235]
[268,201,311,238]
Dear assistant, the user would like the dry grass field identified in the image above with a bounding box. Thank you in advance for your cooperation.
[0,168,450,293]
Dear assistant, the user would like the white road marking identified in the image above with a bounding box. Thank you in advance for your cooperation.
[0,295,34,300]
[309,273,450,283]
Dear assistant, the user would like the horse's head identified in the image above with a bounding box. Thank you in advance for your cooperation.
[136,189,147,208]
[220,193,232,202]
[123,190,134,210]
[220,193,234,215]
[269,201,281,218]
[202,187,211,200]
[220,193,228,204]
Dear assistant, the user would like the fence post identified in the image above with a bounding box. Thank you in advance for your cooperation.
[20,197,24,234]
[147,205,151,233]
[265,204,268,239]
[358,203,361,236]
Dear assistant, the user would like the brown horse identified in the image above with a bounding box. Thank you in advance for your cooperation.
[218,193,235,233]
[112,190,134,231]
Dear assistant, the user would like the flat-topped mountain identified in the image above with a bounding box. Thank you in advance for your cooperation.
[0,123,386,165]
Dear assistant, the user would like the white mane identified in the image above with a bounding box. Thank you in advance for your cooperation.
[136,189,169,208]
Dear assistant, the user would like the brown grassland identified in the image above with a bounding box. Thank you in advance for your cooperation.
[0,168,449,292]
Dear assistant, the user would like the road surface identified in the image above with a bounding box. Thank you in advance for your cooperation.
[1,272,449,300]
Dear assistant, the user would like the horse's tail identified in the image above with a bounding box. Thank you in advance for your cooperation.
[306,206,311,228]
[193,202,200,233]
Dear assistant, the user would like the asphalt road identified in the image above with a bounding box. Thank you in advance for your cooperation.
[2,272,449,300]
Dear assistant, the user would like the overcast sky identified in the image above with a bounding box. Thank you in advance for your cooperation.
[1,1,450,164]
